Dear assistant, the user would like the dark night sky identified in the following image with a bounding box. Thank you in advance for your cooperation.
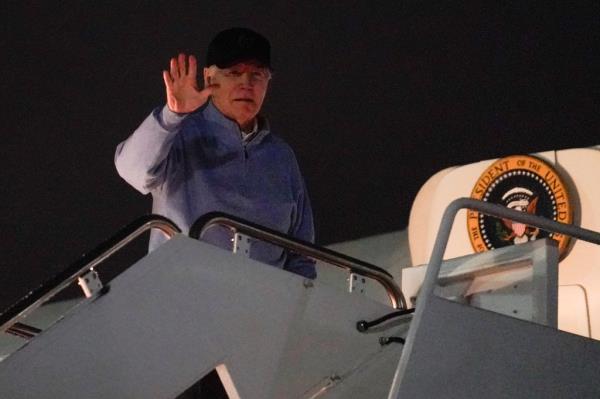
[1,2,599,308]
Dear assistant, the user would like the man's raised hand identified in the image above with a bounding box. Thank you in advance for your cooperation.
[162,53,218,114]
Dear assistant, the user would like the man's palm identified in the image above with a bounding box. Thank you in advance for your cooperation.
[162,53,217,114]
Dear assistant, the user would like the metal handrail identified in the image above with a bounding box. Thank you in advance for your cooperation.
[189,212,407,309]
[424,198,600,301]
[0,215,181,332]
[389,197,600,398]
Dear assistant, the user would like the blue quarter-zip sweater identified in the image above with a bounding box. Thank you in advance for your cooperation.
[115,101,316,278]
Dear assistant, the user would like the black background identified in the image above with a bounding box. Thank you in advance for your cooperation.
[1,2,598,308]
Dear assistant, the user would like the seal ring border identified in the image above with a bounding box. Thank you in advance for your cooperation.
[467,154,572,257]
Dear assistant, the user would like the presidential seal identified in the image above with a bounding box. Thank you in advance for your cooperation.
[467,155,572,258]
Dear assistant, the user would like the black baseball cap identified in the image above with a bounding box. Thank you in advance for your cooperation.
[206,27,271,69]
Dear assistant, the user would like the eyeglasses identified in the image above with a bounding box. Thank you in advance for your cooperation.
[219,66,272,83]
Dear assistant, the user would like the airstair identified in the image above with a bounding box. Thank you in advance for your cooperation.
[2,199,600,398]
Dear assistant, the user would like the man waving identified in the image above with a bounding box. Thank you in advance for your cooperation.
[115,28,316,279]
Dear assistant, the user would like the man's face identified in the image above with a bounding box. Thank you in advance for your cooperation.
[204,62,271,129]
